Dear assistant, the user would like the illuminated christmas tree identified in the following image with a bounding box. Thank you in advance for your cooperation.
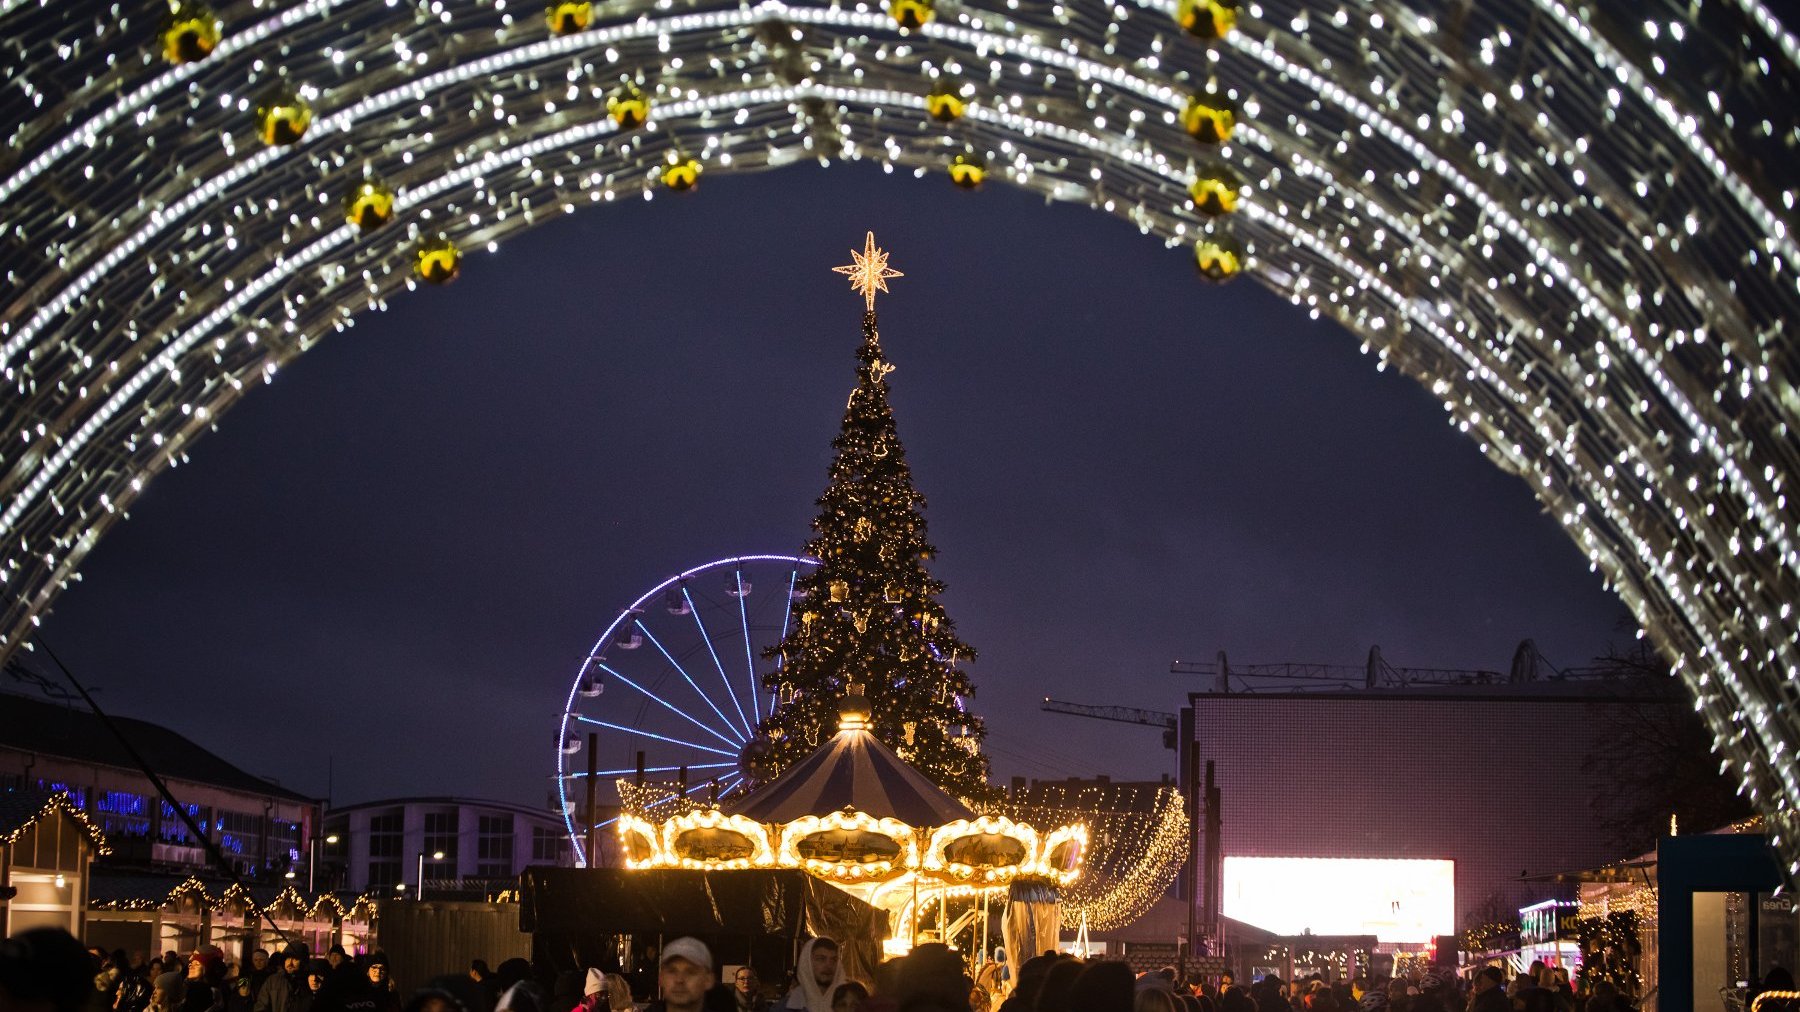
[754,232,993,801]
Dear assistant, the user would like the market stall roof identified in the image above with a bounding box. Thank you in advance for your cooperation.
[724,725,974,827]
[0,788,110,853]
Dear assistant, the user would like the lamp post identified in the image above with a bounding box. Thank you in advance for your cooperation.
[308,833,340,893]
[416,850,445,901]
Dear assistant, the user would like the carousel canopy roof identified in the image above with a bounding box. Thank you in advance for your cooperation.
[726,726,974,827]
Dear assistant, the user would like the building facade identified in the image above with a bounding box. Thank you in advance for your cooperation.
[0,692,319,880]
[321,797,574,895]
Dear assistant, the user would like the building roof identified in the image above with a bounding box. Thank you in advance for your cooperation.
[0,692,315,804]
[323,796,567,823]
[0,787,111,853]
[725,726,974,827]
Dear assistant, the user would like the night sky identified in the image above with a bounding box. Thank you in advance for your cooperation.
[30,161,1629,809]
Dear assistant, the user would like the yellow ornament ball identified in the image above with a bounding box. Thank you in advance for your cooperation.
[889,0,934,29]
[660,158,701,191]
[255,85,313,147]
[343,176,396,230]
[1175,0,1238,39]
[1188,163,1243,216]
[607,83,650,129]
[925,88,966,122]
[1181,88,1237,145]
[414,237,462,285]
[545,0,592,35]
[161,2,221,65]
[1194,234,1245,282]
[949,153,986,189]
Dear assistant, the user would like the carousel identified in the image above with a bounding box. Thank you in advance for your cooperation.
[617,687,1086,959]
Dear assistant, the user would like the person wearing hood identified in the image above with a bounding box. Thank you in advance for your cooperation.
[780,939,842,1012]
[255,949,310,1012]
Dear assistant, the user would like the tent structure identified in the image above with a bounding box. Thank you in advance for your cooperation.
[725,725,974,828]
[518,867,886,986]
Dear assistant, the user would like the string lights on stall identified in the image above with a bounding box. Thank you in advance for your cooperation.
[1,791,112,855]
[1,0,1798,878]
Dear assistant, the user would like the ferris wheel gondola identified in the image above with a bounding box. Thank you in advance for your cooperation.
[555,554,818,866]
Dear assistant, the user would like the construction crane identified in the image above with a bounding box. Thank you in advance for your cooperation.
[1040,697,1179,749]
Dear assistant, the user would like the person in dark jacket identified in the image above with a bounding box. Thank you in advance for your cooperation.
[406,977,492,1012]
[255,949,310,1012]
[179,947,229,1012]
[1468,969,1507,1012]
[362,955,402,1012]
[292,961,333,1012]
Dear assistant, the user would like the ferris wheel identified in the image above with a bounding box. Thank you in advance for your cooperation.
[555,554,818,866]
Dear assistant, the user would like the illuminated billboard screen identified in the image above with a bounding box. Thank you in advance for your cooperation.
[1222,856,1455,943]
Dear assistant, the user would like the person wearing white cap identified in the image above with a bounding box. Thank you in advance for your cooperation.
[646,938,713,1012]
[569,970,631,1012]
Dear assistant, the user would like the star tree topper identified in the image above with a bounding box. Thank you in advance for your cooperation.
[832,231,904,310]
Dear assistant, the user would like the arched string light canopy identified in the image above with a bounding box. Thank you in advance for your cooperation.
[1,0,1798,875]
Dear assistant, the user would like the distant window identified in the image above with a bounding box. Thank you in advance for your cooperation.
[218,810,263,857]
[532,826,566,863]
[424,810,458,878]
[368,810,403,859]
[477,814,514,877]
[368,861,402,888]
[97,790,150,837]
[270,819,301,866]
[158,800,203,844]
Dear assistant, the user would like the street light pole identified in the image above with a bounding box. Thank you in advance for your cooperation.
[416,850,445,902]
[309,833,340,894]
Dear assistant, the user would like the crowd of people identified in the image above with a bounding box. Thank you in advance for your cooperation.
[8,925,1781,1012]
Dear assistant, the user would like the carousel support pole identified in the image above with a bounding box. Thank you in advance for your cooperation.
[585,733,598,867]
[911,877,919,948]
[979,893,990,978]
[939,887,947,946]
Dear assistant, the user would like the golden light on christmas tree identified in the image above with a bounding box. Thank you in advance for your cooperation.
[832,231,904,311]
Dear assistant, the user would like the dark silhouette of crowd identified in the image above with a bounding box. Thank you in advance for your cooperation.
[8,925,1791,1012]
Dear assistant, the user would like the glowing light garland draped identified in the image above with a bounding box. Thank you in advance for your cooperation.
[991,784,1190,931]
[0,0,1798,877]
